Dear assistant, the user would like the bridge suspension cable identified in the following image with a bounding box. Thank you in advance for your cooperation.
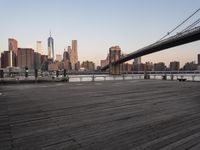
[159,8,200,41]
[181,18,200,32]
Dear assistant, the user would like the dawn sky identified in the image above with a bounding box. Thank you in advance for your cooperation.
[0,0,200,66]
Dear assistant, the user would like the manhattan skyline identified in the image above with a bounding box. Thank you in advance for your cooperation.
[0,0,200,66]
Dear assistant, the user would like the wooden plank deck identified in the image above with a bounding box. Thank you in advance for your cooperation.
[1,80,200,150]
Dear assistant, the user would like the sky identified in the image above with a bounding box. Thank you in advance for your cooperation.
[0,0,200,67]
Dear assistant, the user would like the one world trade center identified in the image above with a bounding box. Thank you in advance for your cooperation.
[48,31,54,61]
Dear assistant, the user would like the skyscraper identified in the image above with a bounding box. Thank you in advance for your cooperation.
[63,50,71,70]
[8,38,18,67]
[68,40,78,70]
[8,38,18,55]
[48,32,54,61]
[72,40,78,62]
[63,50,70,61]
[36,41,43,55]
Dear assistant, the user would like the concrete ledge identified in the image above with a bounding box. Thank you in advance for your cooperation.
[0,78,68,85]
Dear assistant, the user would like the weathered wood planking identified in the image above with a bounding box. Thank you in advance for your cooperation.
[0,80,200,150]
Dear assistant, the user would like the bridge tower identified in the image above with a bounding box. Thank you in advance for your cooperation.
[109,46,121,75]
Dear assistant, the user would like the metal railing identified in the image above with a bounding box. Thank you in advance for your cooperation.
[1,71,200,83]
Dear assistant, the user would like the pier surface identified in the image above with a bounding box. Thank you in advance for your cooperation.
[1,80,200,150]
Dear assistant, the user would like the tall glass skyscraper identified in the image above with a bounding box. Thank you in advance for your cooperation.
[48,32,54,61]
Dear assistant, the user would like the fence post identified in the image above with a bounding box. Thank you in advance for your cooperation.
[64,69,66,77]
[35,69,38,81]
[92,75,95,82]
[56,70,59,78]
[162,74,167,80]
[0,70,4,78]
[25,67,28,78]
[171,74,174,81]
[192,75,195,81]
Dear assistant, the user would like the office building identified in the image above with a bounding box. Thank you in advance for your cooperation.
[154,62,166,71]
[169,61,180,71]
[68,40,78,70]
[63,50,70,61]
[8,38,18,55]
[144,62,154,71]
[36,41,43,55]
[56,54,62,62]
[1,51,9,68]
[75,61,81,71]
[183,61,197,71]
[17,48,34,69]
[48,32,54,61]
[8,38,18,67]
[81,61,95,71]
[1,51,17,68]
[41,55,48,71]
[134,57,141,64]
[63,50,71,70]
[121,63,133,72]
[133,57,143,71]
[133,62,145,71]
[48,63,59,71]
[34,52,41,69]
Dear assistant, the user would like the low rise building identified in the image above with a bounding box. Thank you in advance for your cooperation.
[81,61,95,71]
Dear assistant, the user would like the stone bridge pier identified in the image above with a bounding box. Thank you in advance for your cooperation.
[109,46,121,75]
[109,64,121,75]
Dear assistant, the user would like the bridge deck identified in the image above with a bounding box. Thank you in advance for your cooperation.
[1,80,200,150]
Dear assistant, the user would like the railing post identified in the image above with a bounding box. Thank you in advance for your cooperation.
[35,69,38,81]
[192,75,195,81]
[0,70,4,78]
[64,69,66,77]
[56,70,59,78]
[162,74,167,80]
[25,67,28,78]
[171,74,174,81]
[92,75,95,82]
[63,69,69,82]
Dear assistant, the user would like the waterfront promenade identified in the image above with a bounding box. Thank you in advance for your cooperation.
[1,80,200,150]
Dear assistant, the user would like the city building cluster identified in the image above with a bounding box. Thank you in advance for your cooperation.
[1,38,200,73]
[101,46,200,73]
[0,34,96,72]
